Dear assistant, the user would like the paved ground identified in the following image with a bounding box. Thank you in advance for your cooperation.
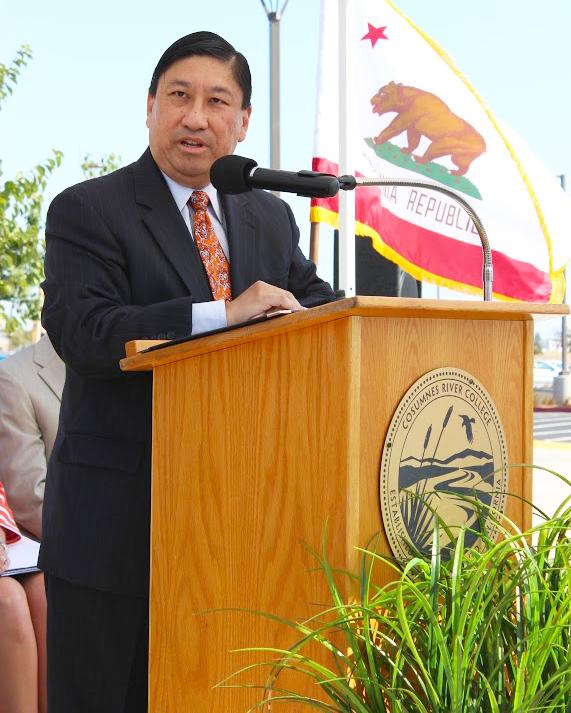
[534,411,571,443]
[531,440,571,523]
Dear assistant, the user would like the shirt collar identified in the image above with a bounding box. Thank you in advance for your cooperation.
[161,172,223,223]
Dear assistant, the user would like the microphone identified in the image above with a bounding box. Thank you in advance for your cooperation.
[210,154,340,198]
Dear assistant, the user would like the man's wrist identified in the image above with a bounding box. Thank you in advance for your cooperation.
[191,300,228,335]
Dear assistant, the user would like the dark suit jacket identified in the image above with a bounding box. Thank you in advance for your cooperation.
[40,149,334,597]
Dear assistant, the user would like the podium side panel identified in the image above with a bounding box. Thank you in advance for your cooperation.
[149,317,361,712]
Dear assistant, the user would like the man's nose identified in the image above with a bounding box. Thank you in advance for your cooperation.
[182,100,209,130]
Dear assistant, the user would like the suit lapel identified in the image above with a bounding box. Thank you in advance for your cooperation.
[34,336,65,401]
[133,149,212,302]
[222,193,259,297]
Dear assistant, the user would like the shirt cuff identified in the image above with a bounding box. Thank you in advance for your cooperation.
[191,300,228,336]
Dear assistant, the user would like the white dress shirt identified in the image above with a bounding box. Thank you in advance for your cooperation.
[162,173,228,335]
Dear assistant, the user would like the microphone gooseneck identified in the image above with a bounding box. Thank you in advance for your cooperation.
[210,155,493,301]
[351,176,492,301]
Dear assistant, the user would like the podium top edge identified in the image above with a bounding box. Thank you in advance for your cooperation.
[120,295,568,372]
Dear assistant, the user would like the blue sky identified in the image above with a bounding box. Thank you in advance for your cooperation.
[1,0,570,324]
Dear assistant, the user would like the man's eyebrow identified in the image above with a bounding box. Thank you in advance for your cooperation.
[165,79,234,96]
[166,79,190,87]
[210,85,233,97]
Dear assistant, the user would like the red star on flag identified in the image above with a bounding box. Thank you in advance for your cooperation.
[361,23,389,48]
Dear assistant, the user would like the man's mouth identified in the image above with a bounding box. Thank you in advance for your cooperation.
[180,139,206,149]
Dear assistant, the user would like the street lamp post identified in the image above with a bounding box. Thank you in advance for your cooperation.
[260,0,290,172]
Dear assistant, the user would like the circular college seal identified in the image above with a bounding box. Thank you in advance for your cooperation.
[380,368,508,560]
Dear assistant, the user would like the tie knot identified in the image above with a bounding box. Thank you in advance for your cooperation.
[190,190,209,211]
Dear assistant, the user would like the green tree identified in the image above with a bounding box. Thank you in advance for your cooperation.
[0,46,62,334]
[81,153,121,179]
[534,331,544,355]
[0,44,31,103]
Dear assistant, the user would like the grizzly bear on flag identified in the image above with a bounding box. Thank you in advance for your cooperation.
[371,81,486,176]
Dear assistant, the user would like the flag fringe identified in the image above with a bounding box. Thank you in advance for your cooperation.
[385,0,557,277]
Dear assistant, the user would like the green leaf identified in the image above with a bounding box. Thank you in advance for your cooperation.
[221,485,571,711]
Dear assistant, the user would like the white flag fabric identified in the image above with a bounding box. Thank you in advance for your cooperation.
[311,0,571,302]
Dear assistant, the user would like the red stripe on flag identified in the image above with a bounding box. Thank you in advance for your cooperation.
[311,157,551,302]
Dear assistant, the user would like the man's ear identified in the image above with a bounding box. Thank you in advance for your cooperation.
[238,106,252,143]
[146,93,155,129]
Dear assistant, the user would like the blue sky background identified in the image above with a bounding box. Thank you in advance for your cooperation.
[1,0,570,333]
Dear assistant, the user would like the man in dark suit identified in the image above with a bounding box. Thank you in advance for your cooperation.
[40,31,334,713]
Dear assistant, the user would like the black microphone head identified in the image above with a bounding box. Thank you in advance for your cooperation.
[210,154,258,194]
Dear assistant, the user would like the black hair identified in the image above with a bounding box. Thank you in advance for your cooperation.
[149,31,251,109]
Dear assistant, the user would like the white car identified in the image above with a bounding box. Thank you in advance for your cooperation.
[533,360,560,389]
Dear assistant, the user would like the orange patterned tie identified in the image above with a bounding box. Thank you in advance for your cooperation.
[189,191,232,301]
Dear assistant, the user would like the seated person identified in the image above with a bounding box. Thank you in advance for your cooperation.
[0,333,64,538]
[0,481,47,713]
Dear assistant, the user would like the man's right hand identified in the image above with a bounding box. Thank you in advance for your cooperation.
[225,281,304,326]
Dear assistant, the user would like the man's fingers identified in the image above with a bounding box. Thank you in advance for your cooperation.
[276,290,302,312]
[226,281,304,325]
[256,284,302,312]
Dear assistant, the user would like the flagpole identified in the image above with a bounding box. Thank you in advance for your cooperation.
[338,0,356,296]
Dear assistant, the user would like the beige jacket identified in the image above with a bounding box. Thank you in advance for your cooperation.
[0,335,64,538]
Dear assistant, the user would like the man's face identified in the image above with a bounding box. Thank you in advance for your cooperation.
[147,55,251,188]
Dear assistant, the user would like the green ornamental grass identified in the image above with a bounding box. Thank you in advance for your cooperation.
[223,468,571,712]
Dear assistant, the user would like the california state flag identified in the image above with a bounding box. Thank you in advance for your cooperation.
[311,0,571,302]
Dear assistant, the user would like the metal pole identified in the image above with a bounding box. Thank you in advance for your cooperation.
[352,175,492,300]
[338,0,356,296]
[269,12,280,170]
[559,174,568,375]
[260,2,290,174]
[552,173,570,405]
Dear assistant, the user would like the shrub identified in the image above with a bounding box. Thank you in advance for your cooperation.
[226,484,571,712]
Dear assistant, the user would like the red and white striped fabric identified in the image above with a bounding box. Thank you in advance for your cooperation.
[0,481,21,544]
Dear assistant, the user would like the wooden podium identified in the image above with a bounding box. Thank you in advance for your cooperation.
[121,296,565,712]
